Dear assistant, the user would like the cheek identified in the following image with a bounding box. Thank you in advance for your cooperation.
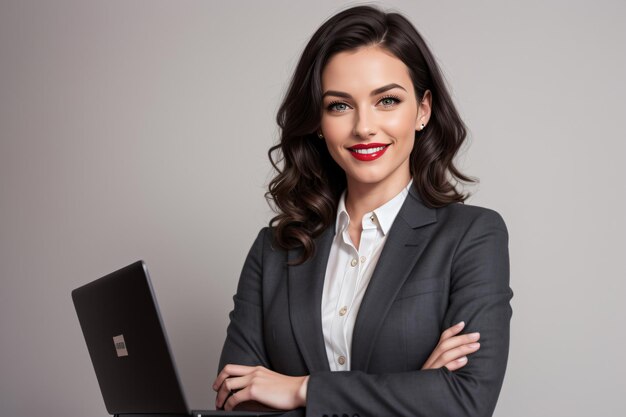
[320,117,351,140]
[383,109,417,137]
[320,122,351,165]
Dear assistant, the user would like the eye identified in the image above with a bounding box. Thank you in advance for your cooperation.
[379,95,402,107]
[325,94,403,113]
[327,101,350,113]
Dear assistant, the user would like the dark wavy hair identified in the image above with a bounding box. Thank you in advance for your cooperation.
[264,4,477,266]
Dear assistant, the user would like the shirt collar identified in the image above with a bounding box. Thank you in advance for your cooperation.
[335,178,414,237]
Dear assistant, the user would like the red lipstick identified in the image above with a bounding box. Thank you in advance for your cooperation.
[348,143,390,162]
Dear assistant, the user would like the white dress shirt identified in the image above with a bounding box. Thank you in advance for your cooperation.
[321,178,414,371]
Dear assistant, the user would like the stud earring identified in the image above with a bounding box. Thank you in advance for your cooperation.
[317,132,324,139]
[419,123,425,130]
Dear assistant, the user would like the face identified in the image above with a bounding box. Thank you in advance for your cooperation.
[319,45,431,193]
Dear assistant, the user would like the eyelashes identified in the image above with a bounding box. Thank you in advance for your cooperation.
[326,94,403,113]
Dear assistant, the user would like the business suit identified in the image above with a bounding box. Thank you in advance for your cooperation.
[218,183,513,417]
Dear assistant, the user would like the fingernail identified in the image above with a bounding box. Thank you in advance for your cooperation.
[456,356,467,362]
[456,321,465,327]
[468,342,480,348]
[470,332,480,339]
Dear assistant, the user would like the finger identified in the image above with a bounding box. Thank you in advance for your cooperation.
[213,364,257,391]
[437,331,480,354]
[224,385,255,412]
[426,336,480,369]
[436,342,480,367]
[215,374,253,410]
[438,321,465,341]
[422,330,479,370]
[213,364,258,392]
[426,333,479,368]
[444,356,468,372]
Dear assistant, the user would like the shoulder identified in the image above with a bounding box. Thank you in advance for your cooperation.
[428,202,509,255]
[439,203,511,290]
[436,201,508,235]
[246,226,292,274]
[250,226,272,249]
[250,225,283,256]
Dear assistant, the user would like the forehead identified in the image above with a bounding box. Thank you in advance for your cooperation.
[321,45,413,94]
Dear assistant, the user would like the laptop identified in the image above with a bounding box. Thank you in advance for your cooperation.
[71,260,283,417]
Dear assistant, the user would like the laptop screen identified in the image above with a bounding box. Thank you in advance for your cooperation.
[72,260,189,415]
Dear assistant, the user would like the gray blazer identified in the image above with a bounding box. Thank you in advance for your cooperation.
[218,184,514,417]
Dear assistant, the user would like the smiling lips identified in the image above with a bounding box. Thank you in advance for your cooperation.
[348,142,391,161]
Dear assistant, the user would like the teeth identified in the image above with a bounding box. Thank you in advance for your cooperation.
[351,146,387,154]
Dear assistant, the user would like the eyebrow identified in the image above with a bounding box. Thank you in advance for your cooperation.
[322,83,407,99]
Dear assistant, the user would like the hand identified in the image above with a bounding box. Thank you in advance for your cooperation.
[212,364,309,411]
[421,321,481,371]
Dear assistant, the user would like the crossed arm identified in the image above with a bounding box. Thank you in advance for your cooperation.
[214,210,513,417]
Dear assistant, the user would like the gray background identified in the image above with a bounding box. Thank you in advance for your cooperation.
[1,0,624,416]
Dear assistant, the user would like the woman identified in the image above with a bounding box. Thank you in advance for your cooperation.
[213,4,513,417]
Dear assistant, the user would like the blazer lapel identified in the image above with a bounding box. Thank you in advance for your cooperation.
[287,226,334,373]
[351,185,437,371]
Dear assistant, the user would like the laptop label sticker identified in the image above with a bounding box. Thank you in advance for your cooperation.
[113,334,128,357]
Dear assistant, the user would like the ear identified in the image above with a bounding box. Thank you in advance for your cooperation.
[415,89,432,131]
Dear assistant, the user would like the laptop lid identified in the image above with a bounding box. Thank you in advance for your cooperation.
[72,260,189,415]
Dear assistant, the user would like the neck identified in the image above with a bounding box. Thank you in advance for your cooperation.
[344,174,412,226]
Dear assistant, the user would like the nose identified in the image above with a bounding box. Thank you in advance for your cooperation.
[353,105,377,139]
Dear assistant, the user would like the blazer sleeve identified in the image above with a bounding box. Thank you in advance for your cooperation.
[305,209,514,417]
[217,227,271,374]
[216,227,306,416]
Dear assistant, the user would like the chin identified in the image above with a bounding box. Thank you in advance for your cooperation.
[348,172,389,185]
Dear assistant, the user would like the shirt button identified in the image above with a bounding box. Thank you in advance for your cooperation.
[339,306,347,316]
[360,256,366,263]
[337,355,346,365]
[370,214,375,222]
[350,258,358,267]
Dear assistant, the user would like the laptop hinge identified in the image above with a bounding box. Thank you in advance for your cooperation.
[113,414,189,417]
